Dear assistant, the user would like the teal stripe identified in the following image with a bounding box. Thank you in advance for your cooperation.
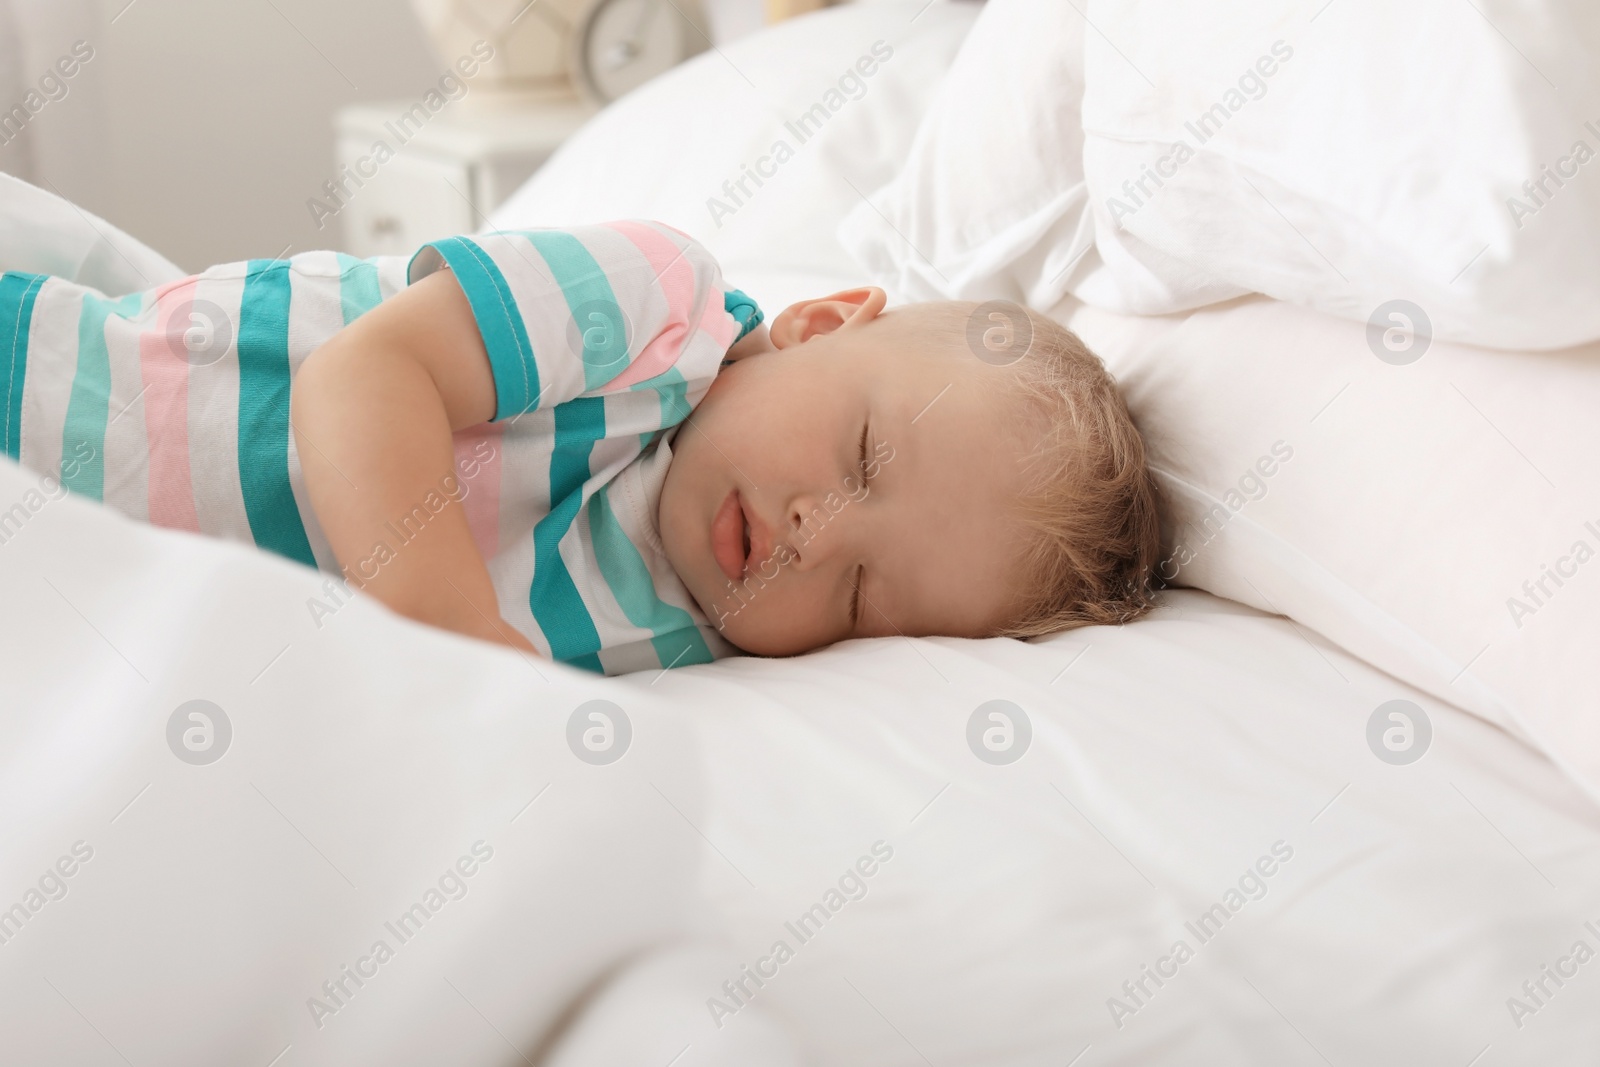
[526,231,628,393]
[61,292,143,500]
[336,253,385,326]
[530,396,605,668]
[649,626,713,672]
[414,237,541,420]
[237,259,316,567]
[587,489,713,670]
[1,273,46,460]
[723,287,763,342]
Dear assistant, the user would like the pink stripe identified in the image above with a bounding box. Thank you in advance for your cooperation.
[650,223,738,349]
[641,223,739,349]
[698,287,738,351]
[600,220,705,391]
[153,276,197,300]
[453,423,503,560]
[138,278,203,532]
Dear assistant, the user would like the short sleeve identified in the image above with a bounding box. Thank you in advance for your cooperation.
[407,222,760,423]
[724,288,763,343]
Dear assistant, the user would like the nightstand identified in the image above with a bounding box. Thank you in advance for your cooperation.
[332,98,595,258]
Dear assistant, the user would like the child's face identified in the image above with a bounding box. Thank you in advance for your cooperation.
[659,289,1033,657]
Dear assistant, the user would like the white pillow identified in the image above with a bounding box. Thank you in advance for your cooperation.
[491,0,981,314]
[844,0,1600,350]
[1080,0,1600,350]
[1063,291,1600,799]
[836,0,1092,308]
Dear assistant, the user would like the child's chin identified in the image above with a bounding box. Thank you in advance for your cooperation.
[719,622,804,659]
[705,608,754,651]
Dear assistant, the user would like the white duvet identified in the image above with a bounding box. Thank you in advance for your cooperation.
[4,448,1599,1065]
[3,3,1599,1065]
[843,0,1600,350]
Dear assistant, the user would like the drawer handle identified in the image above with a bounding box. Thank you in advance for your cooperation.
[370,216,402,238]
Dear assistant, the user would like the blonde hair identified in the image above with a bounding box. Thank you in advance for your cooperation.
[998,310,1163,636]
[892,300,1163,637]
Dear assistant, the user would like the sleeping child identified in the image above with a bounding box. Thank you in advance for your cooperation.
[0,221,1161,673]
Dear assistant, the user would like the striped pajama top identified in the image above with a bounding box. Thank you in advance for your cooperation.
[0,221,764,675]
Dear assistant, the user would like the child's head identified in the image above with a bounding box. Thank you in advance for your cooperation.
[658,287,1162,657]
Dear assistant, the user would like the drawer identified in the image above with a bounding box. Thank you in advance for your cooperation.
[332,141,479,258]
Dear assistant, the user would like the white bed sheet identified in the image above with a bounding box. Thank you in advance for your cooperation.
[2,449,1598,1066]
[2,3,1599,1065]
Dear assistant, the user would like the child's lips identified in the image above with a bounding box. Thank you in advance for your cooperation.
[710,489,774,584]
[710,489,747,583]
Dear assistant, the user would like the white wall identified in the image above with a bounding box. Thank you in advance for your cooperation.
[0,0,838,270]
[1,0,439,270]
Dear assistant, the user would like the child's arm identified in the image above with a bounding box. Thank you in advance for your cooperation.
[291,270,538,655]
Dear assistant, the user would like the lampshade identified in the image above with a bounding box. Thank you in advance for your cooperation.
[410,0,593,100]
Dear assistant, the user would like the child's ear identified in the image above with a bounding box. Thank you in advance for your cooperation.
[768,287,887,350]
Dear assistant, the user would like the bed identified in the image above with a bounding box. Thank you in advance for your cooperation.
[2,2,1598,1065]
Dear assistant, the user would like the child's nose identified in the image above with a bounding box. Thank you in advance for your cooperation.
[784,492,855,572]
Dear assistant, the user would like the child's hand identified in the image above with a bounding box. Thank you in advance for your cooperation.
[292,270,539,658]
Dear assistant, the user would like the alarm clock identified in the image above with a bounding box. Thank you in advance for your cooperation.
[571,0,710,104]
[410,0,709,107]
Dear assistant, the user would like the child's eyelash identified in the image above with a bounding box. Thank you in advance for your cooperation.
[851,419,869,628]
